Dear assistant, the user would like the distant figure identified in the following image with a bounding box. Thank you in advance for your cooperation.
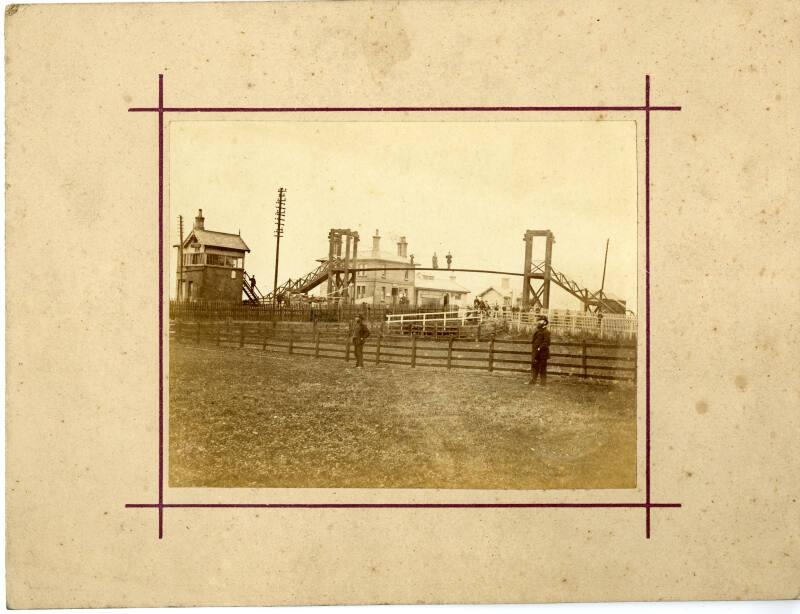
[250,275,257,291]
[529,315,551,386]
[445,252,452,269]
[352,314,370,368]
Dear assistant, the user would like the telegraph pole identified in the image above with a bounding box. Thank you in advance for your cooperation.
[600,238,610,297]
[177,215,184,301]
[273,187,286,307]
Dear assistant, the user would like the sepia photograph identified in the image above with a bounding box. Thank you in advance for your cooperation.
[167,120,639,490]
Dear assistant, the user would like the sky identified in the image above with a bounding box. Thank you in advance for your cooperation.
[168,119,638,311]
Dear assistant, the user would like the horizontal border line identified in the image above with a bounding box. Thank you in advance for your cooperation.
[128,105,682,113]
[126,502,682,509]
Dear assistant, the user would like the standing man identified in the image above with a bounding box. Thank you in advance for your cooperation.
[352,314,370,368]
[529,315,551,386]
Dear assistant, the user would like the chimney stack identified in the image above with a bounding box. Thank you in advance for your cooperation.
[432,252,439,269]
[446,252,452,270]
[194,208,205,231]
[372,229,381,256]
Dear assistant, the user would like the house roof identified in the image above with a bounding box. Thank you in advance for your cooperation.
[316,251,413,265]
[477,286,512,298]
[601,291,624,302]
[361,251,413,264]
[587,290,625,303]
[183,229,250,252]
[415,273,470,294]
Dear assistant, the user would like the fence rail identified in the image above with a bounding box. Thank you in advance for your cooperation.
[170,320,637,383]
[169,301,637,340]
[169,300,458,323]
[494,308,637,339]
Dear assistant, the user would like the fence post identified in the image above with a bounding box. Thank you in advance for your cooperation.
[411,334,417,368]
[488,335,495,372]
[261,322,267,351]
[315,331,320,358]
[476,322,481,342]
[239,322,245,348]
[376,333,382,365]
[195,321,201,345]
[447,337,453,370]
[345,338,351,363]
[581,339,588,378]
[288,327,294,355]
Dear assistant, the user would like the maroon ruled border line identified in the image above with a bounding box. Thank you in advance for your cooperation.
[127,503,681,509]
[645,76,653,538]
[129,105,681,113]
[157,74,165,540]
[129,74,681,540]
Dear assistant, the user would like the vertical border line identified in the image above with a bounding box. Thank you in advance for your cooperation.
[158,73,165,539]
[645,74,652,538]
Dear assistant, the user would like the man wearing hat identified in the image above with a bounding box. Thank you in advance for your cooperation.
[529,315,551,386]
[352,314,371,368]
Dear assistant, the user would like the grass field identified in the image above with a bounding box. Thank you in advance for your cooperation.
[169,343,637,489]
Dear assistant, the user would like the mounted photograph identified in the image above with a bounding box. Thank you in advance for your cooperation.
[167,120,640,490]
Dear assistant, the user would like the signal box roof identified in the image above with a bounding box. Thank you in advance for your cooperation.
[183,229,250,252]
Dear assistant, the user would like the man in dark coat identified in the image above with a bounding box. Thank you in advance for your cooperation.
[352,314,370,368]
[529,315,551,385]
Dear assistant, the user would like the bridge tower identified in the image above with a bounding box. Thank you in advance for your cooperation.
[326,228,359,303]
[521,229,555,310]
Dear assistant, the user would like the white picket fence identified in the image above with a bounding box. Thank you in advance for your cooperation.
[384,309,483,333]
[383,307,637,340]
[496,308,637,339]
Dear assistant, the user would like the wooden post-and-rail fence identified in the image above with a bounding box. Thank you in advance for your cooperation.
[170,321,637,383]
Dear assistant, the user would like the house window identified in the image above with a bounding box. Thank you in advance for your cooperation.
[382,287,387,300]
[404,269,409,280]
[381,268,386,279]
